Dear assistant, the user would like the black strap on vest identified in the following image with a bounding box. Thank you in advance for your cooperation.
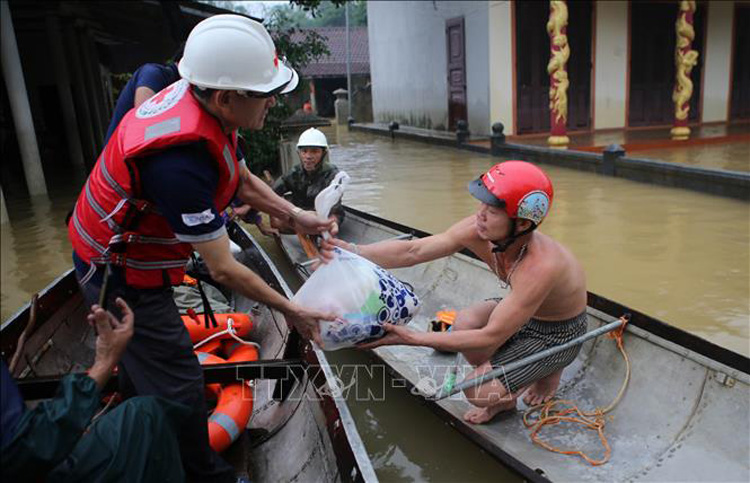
[191,253,219,329]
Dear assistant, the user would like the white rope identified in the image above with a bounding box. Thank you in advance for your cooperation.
[193,318,261,351]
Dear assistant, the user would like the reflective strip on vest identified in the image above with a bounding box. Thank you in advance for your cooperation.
[144,117,181,141]
[223,145,235,180]
[85,181,121,232]
[208,412,241,441]
[196,352,210,363]
[125,258,188,270]
[99,157,130,200]
[109,233,182,245]
[71,211,108,255]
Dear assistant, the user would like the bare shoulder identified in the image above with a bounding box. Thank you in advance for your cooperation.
[518,233,580,281]
[445,215,481,246]
[513,232,587,318]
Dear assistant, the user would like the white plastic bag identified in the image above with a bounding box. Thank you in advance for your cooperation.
[314,171,349,238]
[292,246,420,350]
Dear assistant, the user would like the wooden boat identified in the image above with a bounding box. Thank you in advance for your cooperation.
[277,206,750,483]
[1,221,377,483]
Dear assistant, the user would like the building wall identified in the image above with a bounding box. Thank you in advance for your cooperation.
[488,1,514,134]
[367,1,490,135]
[593,1,629,130]
[703,0,733,123]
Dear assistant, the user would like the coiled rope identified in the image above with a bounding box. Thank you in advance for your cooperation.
[522,316,630,466]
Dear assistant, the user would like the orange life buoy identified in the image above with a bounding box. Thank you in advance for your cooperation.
[181,312,253,344]
[194,341,258,453]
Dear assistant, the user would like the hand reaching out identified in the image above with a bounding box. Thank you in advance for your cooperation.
[87,298,134,388]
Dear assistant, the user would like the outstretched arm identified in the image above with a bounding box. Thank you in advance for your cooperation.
[322,215,474,269]
[193,234,335,344]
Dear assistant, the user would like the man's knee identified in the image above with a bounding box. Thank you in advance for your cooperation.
[453,301,495,331]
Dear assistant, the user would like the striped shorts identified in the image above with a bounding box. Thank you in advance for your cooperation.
[488,310,588,394]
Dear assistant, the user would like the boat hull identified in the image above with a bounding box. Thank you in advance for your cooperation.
[2,221,377,483]
[277,206,749,483]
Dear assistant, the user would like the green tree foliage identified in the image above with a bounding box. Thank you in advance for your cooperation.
[195,0,358,174]
[240,15,330,175]
[269,0,367,28]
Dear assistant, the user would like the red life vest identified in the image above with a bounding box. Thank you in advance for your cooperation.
[68,79,240,288]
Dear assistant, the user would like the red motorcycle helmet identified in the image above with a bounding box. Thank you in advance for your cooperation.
[468,161,553,227]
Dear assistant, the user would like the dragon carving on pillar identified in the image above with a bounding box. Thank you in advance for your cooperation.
[671,0,699,141]
[547,0,570,147]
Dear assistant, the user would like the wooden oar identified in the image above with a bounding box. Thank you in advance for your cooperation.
[427,315,629,401]
[15,359,309,400]
[9,294,39,374]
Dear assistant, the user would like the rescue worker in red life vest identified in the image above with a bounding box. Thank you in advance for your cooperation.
[68,15,337,482]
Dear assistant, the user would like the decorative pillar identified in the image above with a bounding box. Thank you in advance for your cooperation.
[547,0,570,148]
[671,0,699,141]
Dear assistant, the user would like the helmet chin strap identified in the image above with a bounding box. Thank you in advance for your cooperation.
[491,219,536,253]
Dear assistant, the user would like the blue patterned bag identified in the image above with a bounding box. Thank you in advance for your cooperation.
[293,247,421,350]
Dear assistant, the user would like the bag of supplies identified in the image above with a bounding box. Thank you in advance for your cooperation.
[292,246,421,350]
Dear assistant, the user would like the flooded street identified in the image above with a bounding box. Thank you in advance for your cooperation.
[325,127,749,356]
[1,127,748,481]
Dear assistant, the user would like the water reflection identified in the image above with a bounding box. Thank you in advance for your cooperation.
[1,193,78,320]
[326,349,517,482]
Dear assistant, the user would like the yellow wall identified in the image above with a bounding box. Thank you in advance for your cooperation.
[488,1,515,134]
[703,1,734,123]
[593,1,629,129]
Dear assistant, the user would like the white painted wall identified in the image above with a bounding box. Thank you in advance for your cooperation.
[367,1,490,135]
[593,1,629,130]
[488,1,514,134]
[702,1,733,123]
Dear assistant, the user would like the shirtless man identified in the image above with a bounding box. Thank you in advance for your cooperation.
[322,161,587,424]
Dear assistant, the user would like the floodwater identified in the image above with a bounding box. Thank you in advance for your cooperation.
[1,126,748,482]
[634,141,750,172]
[317,126,750,481]
[323,127,749,357]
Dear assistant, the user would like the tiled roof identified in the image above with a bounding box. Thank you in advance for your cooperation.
[291,27,370,77]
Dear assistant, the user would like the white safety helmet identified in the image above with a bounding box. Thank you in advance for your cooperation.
[178,14,298,95]
[296,128,328,150]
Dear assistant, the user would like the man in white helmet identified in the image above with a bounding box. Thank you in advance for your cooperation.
[271,127,345,232]
[68,15,337,481]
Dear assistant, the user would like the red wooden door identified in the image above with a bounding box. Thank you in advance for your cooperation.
[516,1,550,134]
[515,1,592,134]
[567,0,593,131]
[629,1,705,127]
[446,17,467,131]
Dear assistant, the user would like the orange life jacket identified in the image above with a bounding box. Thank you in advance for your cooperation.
[68,79,240,288]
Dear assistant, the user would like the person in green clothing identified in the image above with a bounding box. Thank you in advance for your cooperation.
[1,299,189,482]
[271,127,345,233]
